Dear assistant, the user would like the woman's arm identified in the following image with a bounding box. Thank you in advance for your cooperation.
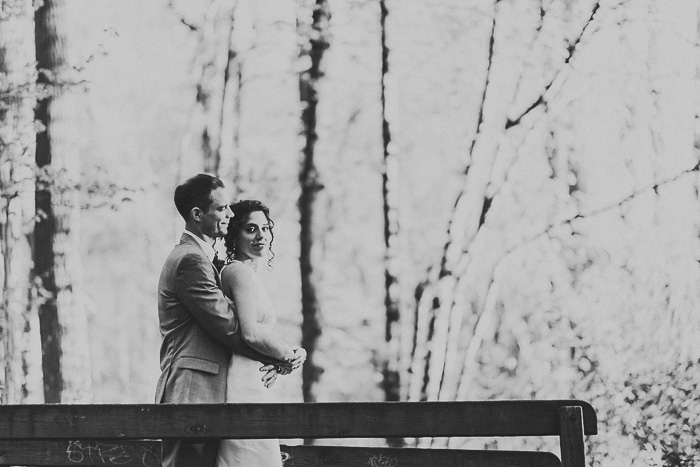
[221,263,295,362]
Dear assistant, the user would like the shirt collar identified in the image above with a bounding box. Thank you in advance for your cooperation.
[183,230,216,263]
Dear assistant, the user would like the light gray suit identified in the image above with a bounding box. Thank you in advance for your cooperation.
[156,234,242,467]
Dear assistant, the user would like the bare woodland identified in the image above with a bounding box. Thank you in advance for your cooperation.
[2,0,700,466]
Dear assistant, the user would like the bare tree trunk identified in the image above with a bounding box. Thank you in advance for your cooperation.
[407,1,600,445]
[179,0,238,177]
[0,0,42,403]
[380,3,409,448]
[216,11,242,187]
[298,0,329,407]
[379,0,401,405]
[34,0,91,403]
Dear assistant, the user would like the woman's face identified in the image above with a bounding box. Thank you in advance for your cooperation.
[236,210,272,260]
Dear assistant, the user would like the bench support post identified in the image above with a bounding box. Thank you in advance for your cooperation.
[559,405,586,467]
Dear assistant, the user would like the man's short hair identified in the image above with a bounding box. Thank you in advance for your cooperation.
[174,174,225,221]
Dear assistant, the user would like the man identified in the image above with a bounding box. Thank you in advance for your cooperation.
[155,174,283,467]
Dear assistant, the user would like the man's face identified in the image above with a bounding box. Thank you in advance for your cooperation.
[199,187,232,240]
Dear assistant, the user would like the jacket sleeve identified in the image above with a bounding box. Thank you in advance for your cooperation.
[176,252,278,364]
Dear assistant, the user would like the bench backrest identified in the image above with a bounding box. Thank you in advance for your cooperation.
[0,400,596,467]
[0,400,596,439]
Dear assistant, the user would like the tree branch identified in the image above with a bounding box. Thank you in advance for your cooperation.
[167,0,200,32]
[506,1,601,128]
[468,2,499,158]
[507,161,700,261]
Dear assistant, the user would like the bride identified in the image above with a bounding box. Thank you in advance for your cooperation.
[216,199,306,467]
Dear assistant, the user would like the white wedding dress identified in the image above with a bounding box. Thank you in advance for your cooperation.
[216,266,283,467]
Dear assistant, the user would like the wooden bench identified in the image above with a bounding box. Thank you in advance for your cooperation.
[0,400,596,467]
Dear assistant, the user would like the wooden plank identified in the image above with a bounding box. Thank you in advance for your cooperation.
[0,440,161,467]
[281,445,562,467]
[0,441,561,467]
[0,401,597,440]
[558,406,586,467]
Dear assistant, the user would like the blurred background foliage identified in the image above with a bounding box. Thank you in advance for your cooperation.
[2,0,700,466]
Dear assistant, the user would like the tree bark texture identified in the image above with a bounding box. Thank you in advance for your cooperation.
[298,0,329,406]
[379,0,401,406]
[0,0,42,404]
[34,0,91,403]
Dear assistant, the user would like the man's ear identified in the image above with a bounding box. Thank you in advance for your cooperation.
[191,207,202,222]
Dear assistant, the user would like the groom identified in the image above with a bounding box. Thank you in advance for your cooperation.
[155,174,281,467]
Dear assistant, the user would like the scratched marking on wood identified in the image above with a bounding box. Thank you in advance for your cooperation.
[65,441,161,467]
[367,453,398,467]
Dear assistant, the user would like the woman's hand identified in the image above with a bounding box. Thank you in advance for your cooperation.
[276,361,294,375]
[289,347,306,371]
[263,347,305,383]
[260,364,278,388]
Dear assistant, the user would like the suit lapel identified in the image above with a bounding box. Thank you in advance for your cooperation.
[181,233,223,289]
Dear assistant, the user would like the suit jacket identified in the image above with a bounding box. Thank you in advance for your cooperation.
[155,233,240,404]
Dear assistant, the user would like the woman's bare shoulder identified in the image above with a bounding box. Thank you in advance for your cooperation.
[220,260,254,280]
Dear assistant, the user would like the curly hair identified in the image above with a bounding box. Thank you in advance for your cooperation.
[223,199,275,267]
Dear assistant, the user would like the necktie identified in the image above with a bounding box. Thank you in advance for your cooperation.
[213,252,223,272]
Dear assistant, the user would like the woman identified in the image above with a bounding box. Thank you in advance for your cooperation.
[216,199,306,467]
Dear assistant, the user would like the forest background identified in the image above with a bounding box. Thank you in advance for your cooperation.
[1,0,699,466]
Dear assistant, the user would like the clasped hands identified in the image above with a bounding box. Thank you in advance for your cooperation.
[260,347,306,388]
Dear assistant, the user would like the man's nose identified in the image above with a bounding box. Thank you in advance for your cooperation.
[225,205,233,217]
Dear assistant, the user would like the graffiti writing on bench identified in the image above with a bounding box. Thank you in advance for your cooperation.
[367,453,398,467]
[66,440,161,467]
